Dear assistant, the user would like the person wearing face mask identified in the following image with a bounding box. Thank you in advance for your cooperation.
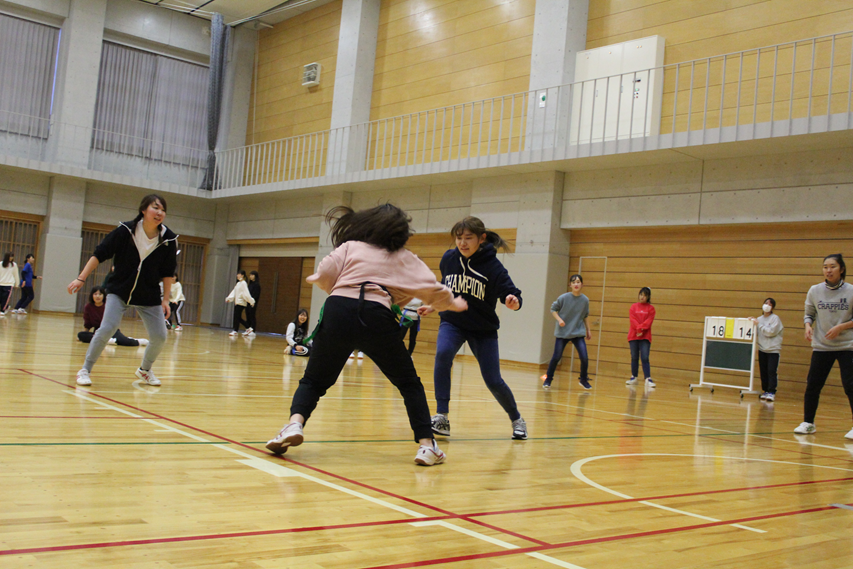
[794,254,853,439]
[749,298,783,401]
[626,287,656,389]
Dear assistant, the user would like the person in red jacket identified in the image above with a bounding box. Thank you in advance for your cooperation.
[626,287,656,388]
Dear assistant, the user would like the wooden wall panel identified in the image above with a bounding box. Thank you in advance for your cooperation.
[246,0,343,145]
[371,0,536,120]
[556,221,853,392]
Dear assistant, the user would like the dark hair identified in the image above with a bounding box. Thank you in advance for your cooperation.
[569,274,583,284]
[327,204,412,252]
[139,194,167,215]
[1,252,12,268]
[292,308,309,333]
[639,287,651,301]
[173,273,180,283]
[450,216,510,252]
[249,271,259,283]
[236,270,246,282]
[823,253,846,280]
[763,297,776,311]
[88,286,107,305]
[25,253,34,262]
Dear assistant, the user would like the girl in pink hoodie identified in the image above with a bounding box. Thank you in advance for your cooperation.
[266,204,468,466]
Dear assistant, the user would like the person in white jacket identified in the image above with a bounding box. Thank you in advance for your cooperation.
[749,297,783,401]
[0,252,19,315]
[225,270,255,336]
[168,273,186,331]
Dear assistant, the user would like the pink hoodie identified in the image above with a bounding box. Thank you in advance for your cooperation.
[308,241,454,311]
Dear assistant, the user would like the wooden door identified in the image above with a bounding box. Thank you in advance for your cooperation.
[243,257,305,335]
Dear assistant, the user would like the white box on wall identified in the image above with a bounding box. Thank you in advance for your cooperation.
[571,36,665,145]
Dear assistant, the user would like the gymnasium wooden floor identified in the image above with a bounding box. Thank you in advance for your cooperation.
[2,312,852,568]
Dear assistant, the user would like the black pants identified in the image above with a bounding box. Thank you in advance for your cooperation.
[0,286,10,311]
[289,296,433,442]
[400,322,419,355]
[803,350,853,423]
[168,301,184,327]
[245,304,257,330]
[78,329,139,346]
[758,351,779,394]
[15,286,35,310]
[233,305,248,331]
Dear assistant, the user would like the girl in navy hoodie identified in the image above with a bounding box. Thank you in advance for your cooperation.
[420,216,527,440]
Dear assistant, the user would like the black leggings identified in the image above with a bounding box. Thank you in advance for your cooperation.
[233,305,248,331]
[758,351,779,394]
[289,296,433,442]
[168,301,184,327]
[401,322,420,355]
[78,329,140,347]
[803,350,853,423]
[15,286,35,310]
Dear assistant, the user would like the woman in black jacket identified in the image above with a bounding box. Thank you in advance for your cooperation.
[67,194,178,387]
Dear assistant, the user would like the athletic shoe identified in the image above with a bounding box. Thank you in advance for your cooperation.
[542,379,552,389]
[108,337,117,345]
[512,417,528,440]
[18,309,26,314]
[243,327,253,336]
[759,392,768,400]
[266,422,304,455]
[645,378,656,388]
[135,368,161,386]
[174,326,182,331]
[626,377,637,385]
[357,351,364,359]
[414,440,446,466]
[137,338,150,346]
[793,422,816,434]
[764,392,775,401]
[431,414,451,436]
[229,331,238,336]
[76,368,91,386]
[845,428,853,440]
[579,377,592,390]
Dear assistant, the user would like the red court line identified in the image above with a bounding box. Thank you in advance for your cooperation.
[358,504,847,569]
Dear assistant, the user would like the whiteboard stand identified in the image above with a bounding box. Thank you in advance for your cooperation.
[690,316,761,398]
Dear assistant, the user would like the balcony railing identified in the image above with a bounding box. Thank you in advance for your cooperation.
[214,30,853,191]
[0,109,208,189]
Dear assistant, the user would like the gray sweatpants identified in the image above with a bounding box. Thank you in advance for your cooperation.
[83,294,168,372]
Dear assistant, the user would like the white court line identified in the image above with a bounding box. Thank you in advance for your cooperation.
[660,419,853,452]
[63,389,578,567]
[571,453,853,534]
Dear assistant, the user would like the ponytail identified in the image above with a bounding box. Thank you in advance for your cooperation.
[450,217,511,252]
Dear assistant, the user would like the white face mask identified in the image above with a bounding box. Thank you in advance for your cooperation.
[762,304,773,313]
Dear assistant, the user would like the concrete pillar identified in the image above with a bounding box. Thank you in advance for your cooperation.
[526,0,589,151]
[326,0,380,175]
[472,172,570,364]
[35,177,86,312]
[46,0,108,167]
[219,26,257,151]
[307,191,352,330]
[200,204,238,325]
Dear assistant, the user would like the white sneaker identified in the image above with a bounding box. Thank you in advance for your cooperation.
[793,422,816,434]
[512,417,528,440]
[626,377,637,385]
[357,351,364,359]
[645,378,656,388]
[414,440,446,466]
[845,428,853,440]
[229,331,238,336]
[18,309,26,314]
[135,368,161,386]
[137,338,149,346]
[266,422,304,455]
[431,414,451,436]
[764,392,775,401]
[243,327,253,336]
[76,368,92,386]
[108,337,117,345]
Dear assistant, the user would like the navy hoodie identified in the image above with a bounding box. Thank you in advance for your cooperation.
[438,242,522,332]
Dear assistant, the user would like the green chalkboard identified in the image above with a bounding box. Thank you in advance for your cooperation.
[704,340,753,371]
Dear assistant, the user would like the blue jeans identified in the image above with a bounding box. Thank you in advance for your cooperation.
[433,320,520,421]
[83,294,167,372]
[545,337,589,381]
[629,339,651,379]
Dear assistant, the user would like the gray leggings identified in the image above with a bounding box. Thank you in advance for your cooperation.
[83,294,167,372]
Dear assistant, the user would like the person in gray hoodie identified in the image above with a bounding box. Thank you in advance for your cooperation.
[794,254,853,439]
[749,297,783,401]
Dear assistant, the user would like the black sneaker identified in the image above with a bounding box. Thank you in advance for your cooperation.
[579,377,592,390]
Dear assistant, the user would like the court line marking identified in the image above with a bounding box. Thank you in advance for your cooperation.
[830,503,853,511]
[57,380,569,566]
[571,453,853,534]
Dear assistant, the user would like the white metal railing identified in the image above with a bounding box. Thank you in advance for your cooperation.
[215,30,853,191]
[0,109,208,188]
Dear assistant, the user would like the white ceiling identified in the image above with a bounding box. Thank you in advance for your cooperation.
[136,0,336,27]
